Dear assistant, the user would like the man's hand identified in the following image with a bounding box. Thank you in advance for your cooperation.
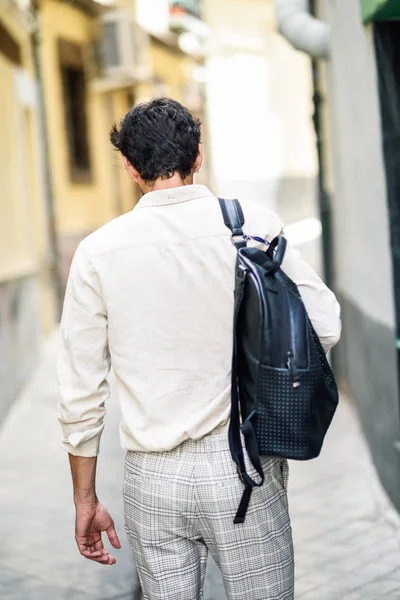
[68,455,120,565]
[75,500,121,565]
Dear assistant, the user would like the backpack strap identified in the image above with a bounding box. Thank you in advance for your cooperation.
[229,277,264,524]
[218,199,247,248]
[219,197,264,524]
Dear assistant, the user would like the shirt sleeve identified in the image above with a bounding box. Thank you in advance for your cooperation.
[249,205,341,354]
[281,240,341,354]
[57,242,111,457]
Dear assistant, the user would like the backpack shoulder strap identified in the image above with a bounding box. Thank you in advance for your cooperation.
[229,280,264,524]
[219,197,264,523]
[218,198,246,248]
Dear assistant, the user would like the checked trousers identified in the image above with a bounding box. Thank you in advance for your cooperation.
[123,430,294,600]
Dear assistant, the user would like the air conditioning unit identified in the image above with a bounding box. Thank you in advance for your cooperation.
[98,9,151,82]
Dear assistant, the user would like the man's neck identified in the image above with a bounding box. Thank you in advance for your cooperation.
[141,172,194,195]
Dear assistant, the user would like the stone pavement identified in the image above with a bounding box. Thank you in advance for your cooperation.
[289,391,400,600]
[0,337,399,600]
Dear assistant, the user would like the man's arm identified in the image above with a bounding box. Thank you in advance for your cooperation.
[58,244,111,457]
[69,455,121,565]
[58,242,120,564]
[281,242,341,353]
[253,204,341,352]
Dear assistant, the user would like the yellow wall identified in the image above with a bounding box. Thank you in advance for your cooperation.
[150,41,195,103]
[39,0,126,238]
[0,56,36,280]
[0,6,56,331]
[110,89,140,213]
[0,9,38,281]
[39,0,203,240]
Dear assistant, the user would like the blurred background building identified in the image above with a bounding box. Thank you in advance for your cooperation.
[276,0,400,512]
[0,0,47,423]
[3,0,400,518]
[0,0,207,421]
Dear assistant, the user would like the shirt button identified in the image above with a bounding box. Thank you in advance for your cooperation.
[168,195,175,200]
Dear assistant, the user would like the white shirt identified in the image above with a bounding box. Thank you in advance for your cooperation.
[57,184,341,457]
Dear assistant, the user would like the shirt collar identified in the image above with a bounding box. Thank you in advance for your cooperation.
[136,184,214,208]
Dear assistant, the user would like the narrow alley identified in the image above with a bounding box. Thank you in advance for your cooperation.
[0,339,399,600]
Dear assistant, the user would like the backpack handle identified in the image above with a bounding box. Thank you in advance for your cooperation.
[266,235,287,269]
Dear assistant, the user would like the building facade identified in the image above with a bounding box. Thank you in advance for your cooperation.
[40,0,208,281]
[37,0,143,283]
[277,0,400,510]
[135,0,209,184]
[203,0,320,274]
[0,1,53,422]
[0,0,208,423]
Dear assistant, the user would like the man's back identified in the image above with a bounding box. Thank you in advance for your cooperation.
[58,183,340,458]
[58,184,287,454]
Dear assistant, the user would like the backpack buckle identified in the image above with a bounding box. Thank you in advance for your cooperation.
[231,233,247,247]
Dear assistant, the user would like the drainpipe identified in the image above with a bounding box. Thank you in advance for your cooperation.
[275,0,330,59]
[308,0,334,292]
[30,0,64,318]
[310,54,334,290]
[274,0,334,291]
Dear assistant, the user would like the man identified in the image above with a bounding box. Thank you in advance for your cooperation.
[58,98,341,599]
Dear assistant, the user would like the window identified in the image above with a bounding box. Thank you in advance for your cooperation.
[58,39,91,182]
[102,21,120,68]
[0,20,21,66]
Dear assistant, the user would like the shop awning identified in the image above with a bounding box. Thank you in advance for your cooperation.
[361,0,400,24]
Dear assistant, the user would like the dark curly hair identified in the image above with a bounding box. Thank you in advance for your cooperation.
[110,98,201,182]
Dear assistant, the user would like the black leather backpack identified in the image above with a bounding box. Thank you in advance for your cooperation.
[219,198,339,524]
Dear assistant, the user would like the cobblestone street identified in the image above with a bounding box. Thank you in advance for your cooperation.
[0,338,399,599]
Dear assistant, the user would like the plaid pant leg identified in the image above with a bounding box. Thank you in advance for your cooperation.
[195,440,294,600]
[123,450,208,600]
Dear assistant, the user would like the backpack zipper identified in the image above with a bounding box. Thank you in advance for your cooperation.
[284,286,301,388]
[287,351,301,388]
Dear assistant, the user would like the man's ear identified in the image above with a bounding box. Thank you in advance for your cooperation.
[194,144,203,173]
[123,156,140,183]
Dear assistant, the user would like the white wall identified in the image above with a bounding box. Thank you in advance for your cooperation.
[319,0,395,329]
[203,0,317,214]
